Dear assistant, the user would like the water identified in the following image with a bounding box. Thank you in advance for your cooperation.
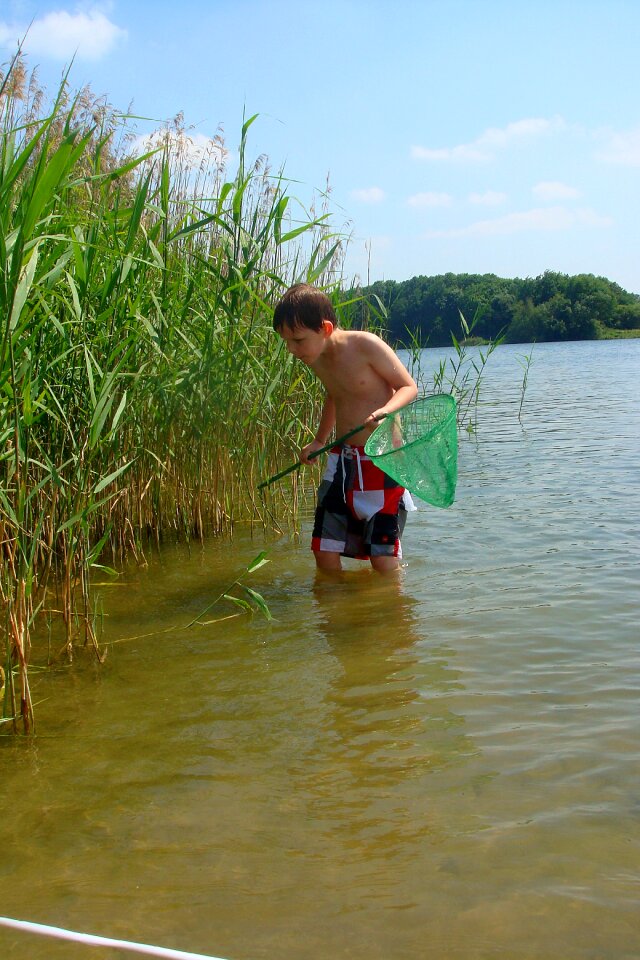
[1,339,639,960]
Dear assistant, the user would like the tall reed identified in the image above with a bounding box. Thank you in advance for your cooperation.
[0,55,343,731]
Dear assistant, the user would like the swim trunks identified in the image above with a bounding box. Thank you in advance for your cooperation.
[311,444,415,560]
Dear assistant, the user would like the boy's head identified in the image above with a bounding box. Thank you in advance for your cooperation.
[273,283,338,333]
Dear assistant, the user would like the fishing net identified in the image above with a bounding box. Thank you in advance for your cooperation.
[364,394,458,508]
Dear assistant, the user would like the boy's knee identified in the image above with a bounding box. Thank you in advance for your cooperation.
[370,555,400,573]
[313,550,342,572]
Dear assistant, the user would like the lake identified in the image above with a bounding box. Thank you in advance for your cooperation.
[1,338,639,960]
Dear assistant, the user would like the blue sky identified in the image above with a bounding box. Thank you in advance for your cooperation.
[2,0,639,292]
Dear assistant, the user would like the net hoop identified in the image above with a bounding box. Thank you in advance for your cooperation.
[367,394,456,460]
[364,393,458,508]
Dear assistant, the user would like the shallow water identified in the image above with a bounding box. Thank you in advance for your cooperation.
[1,339,639,960]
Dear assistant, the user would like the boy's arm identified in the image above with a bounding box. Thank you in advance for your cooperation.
[365,337,418,422]
[300,396,336,463]
[369,383,417,421]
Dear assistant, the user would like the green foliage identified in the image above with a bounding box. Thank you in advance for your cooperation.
[187,551,273,627]
[0,54,343,731]
[347,270,640,346]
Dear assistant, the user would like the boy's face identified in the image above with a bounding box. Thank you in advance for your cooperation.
[277,320,333,366]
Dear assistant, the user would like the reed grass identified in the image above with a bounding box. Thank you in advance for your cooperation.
[517,345,535,421]
[0,54,343,731]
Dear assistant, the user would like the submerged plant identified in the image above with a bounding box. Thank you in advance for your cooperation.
[186,551,273,626]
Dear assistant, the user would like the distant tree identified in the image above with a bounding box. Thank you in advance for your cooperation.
[490,291,517,333]
[538,294,573,340]
[349,271,640,346]
[507,298,542,343]
[611,302,640,330]
[532,270,566,305]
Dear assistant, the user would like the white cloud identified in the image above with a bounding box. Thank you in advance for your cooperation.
[351,186,385,204]
[426,206,612,239]
[468,190,508,206]
[596,127,640,166]
[532,181,580,201]
[407,191,452,208]
[411,142,487,162]
[412,116,565,163]
[479,117,561,148]
[0,8,127,61]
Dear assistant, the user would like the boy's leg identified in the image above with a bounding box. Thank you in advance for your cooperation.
[362,484,408,572]
[311,450,349,566]
[370,554,400,573]
[313,550,343,572]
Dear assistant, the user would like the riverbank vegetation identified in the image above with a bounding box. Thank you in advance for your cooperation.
[349,272,640,346]
[0,54,343,731]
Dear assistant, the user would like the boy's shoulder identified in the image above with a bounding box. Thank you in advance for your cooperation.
[338,329,387,349]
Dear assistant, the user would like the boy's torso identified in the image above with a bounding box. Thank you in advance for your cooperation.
[312,330,395,442]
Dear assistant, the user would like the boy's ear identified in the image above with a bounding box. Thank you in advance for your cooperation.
[321,319,334,336]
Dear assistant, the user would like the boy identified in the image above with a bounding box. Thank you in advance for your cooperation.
[273,283,418,573]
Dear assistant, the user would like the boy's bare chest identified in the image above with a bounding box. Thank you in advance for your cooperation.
[318,356,381,398]
[316,350,393,419]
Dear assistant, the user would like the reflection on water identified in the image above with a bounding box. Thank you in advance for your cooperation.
[1,339,639,960]
[303,575,477,868]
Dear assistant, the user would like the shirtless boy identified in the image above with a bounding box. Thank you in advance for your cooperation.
[273,283,418,572]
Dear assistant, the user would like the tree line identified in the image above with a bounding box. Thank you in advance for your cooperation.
[347,271,640,346]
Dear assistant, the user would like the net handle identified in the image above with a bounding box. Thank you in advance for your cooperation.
[257,415,385,490]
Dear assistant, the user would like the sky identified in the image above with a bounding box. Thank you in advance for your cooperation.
[1,0,639,293]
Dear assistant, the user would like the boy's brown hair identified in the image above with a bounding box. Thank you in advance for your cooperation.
[273,283,338,332]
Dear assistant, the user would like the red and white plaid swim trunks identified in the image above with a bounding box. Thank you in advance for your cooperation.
[311,444,415,560]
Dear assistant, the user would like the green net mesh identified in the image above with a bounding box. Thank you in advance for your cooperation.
[364,394,458,508]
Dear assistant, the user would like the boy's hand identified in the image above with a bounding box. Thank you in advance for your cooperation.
[367,408,389,424]
[300,439,326,464]
[368,384,418,424]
